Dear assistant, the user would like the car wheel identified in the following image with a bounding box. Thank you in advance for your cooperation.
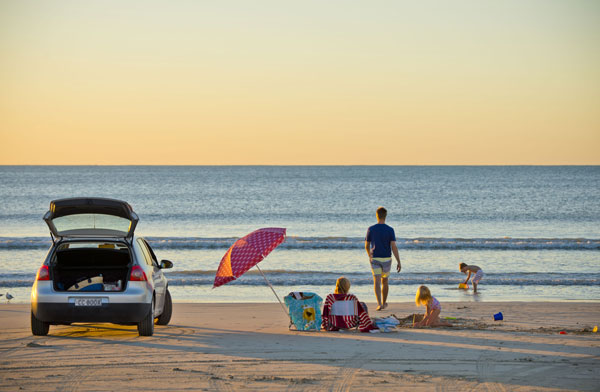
[137,298,155,336]
[155,289,172,326]
[31,311,49,336]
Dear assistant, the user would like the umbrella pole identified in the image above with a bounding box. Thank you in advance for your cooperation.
[255,264,290,321]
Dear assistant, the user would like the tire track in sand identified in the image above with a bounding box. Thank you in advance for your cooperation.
[61,366,99,392]
[331,353,365,392]
[476,353,506,392]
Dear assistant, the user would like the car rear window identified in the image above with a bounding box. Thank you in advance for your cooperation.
[52,213,132,235]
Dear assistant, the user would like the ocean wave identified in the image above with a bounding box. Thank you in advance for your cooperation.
[167,271,599,287]
[1,271,597,288]
[1,236,599,250]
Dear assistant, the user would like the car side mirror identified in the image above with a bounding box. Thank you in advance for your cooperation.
[160,260,173,269]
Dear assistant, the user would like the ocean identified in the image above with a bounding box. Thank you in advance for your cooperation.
[1,165,599,304]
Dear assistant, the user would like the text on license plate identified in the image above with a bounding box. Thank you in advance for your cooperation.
[74,298,102,307]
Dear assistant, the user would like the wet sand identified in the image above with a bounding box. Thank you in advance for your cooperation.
[1,301,599,391]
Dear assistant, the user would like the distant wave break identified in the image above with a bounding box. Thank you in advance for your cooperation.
[1,236,599,250]
[1,271,597,288]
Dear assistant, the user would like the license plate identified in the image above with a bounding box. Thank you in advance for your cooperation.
[74,298,102,307]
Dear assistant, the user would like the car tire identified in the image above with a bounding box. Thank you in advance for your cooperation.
[155,289,172,326]
[31,311,49,336]
[137,299,154,336]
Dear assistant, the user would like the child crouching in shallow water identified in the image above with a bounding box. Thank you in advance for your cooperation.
[414,285,452,327]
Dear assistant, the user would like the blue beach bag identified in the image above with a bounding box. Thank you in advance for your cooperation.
[284,292,323,331]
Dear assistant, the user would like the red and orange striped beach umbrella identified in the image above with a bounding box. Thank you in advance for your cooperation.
[213,227,287,288]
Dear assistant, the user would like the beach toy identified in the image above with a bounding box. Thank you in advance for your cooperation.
[593,326,598,333]
[493,312,503,321]
[458,283,468,289]
[559,331,567,335]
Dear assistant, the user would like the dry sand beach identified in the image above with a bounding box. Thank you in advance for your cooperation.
[1,301,599,391]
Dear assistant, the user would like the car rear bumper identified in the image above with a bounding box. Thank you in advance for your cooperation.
[32,301,151,323]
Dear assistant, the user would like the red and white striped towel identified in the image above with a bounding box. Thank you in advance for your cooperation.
[321,293,377,332]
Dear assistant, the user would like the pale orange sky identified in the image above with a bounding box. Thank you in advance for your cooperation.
[1,0,599,165]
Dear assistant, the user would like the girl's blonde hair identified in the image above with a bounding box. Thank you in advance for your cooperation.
[335,277,351,294]
[415,285,432,306]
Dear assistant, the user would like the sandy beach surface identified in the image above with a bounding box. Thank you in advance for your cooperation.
[1,301,599,391]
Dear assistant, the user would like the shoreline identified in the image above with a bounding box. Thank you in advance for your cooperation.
[3,284,600,305]
[1,301,599,391]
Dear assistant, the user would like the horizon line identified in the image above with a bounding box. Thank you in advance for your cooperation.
[0,164,599,167]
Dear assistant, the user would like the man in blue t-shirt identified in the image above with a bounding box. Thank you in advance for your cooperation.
[365,207,402,311]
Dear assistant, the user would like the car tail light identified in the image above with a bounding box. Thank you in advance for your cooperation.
[129,265,147,281]
[36,265,50,281]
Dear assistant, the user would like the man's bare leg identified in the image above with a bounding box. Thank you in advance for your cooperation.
[382,277,389,309]
[473,281,478,293]
[373,275,382,310]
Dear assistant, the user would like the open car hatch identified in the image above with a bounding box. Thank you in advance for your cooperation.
[44,197,139,240]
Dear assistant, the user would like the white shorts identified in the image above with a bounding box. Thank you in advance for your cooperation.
[472,269,484,284]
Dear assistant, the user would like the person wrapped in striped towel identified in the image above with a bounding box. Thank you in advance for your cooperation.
[321,277,378,332]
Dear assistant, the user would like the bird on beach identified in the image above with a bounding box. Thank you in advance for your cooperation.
[5,293,14,302]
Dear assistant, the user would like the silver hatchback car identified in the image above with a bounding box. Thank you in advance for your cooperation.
[31,197,173,336]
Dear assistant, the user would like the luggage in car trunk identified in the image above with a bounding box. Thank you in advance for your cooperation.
[52,246,131,292]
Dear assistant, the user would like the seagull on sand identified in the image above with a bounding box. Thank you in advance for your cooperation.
[5,293,14,302]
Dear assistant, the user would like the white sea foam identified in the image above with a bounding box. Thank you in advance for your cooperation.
[2,270,597,288]
[1,236,598,250]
